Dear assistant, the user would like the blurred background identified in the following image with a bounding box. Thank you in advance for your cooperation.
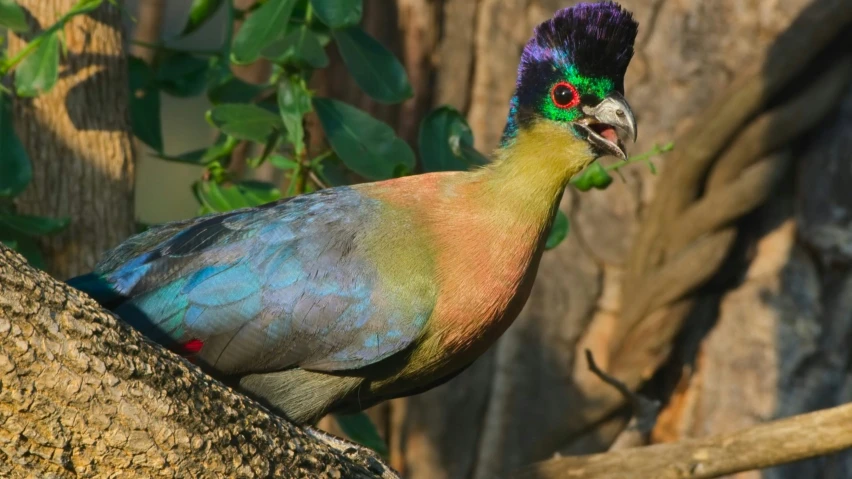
[5,0,852,478]
[126,0,228,224]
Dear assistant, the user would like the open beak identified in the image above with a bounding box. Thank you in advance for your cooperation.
[573,91,637,160]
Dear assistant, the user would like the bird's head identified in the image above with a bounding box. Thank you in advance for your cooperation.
[502,2,639,165]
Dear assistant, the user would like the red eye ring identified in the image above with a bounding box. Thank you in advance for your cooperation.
[550,81,580,109]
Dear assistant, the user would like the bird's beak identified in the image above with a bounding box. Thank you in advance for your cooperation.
[574,91,637,160]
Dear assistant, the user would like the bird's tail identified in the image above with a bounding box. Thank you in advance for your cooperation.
[66,273,126,309]
[69,273,194,356]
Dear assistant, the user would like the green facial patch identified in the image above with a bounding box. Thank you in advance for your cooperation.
[540,65,614,123]
[566,65,614,100]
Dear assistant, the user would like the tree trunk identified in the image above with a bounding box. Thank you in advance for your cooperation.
[0,245,397,479]
[651,66,852,479]
[128,0,165,64]
[9,1,136,279]
[313,1,852,478]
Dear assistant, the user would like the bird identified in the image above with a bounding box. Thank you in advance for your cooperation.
[69,2,639,425]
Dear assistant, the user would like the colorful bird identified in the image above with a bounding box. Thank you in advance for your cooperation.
[69,2,639,425]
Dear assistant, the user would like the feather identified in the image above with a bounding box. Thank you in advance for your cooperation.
[77,186,437,375]
[522,2,638,87]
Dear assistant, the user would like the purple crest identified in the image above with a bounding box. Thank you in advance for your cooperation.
[520,2,638,86]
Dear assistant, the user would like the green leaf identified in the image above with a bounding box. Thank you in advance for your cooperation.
[246,131,282,168]
[194,181,244,212]
[156,134,237,165]
[0,95,32,197]
[333,27,412,104]
[570,162,612,191]
[459,144,490,167]
[259,131,283,165]
[419,106,488,172]
[207,104,282,143]
[218,184,252,209]
[128,56,163,151]
[313,154,349,186]
[385,138,415,174]
[0,213,70,236]
[195,180,278,211]
[155,148,207,165]
[310,24,333,47]
[181,0,224,35]
[269,154,299,170]
[278,78,312,154]
[545,210,570,250]
[129,54,155,85]
[156,53,209,97]
[207,71,266,104]
[309,0,362,29]
[65,0,103,16]
[334,413,388,458]
[231,0,298,64]
[261,26,328,68]
[647,160,657,175]
[0,238,16,249]
[15,32,60,97]
[238,180,281,205]
[313,97,414,180]
[203,135,240,162]
[0,0,28,33]
[393,162,411,178]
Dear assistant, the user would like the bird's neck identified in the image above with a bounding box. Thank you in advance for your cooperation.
[477,121,593,229]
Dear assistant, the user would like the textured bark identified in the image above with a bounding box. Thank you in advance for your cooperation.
[0,245,398,479]
[653,80,852,479]
[8,1,136,279]
[313,1,852,478]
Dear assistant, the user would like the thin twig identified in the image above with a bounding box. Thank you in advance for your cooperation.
[605,141,674,174]
[309,170,328,190]
[585,349,660,435]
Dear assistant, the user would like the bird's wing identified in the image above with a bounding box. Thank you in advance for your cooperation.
[93,187,436,375]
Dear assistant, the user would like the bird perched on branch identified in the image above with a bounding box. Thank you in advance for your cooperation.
[69,2,639,425]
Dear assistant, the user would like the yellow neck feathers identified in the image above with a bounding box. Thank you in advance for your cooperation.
[481,121,596,214]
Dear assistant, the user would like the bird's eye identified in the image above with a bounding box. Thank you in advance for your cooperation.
[551,82,579,109]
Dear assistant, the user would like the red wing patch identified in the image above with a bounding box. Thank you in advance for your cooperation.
[180,339,204,355]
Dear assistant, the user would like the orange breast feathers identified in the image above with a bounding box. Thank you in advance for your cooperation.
[427,197,545,358]
[359,172,551,361]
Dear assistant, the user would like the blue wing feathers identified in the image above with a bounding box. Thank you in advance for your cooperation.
[184,263,260,306]
[70,186,436,376]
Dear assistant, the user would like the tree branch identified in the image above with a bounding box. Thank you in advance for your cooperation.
[512,402,852,479]
[0,245,398,478]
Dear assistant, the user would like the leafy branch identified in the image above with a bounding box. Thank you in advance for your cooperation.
[543,142,674,251]
[571,142,674,192]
